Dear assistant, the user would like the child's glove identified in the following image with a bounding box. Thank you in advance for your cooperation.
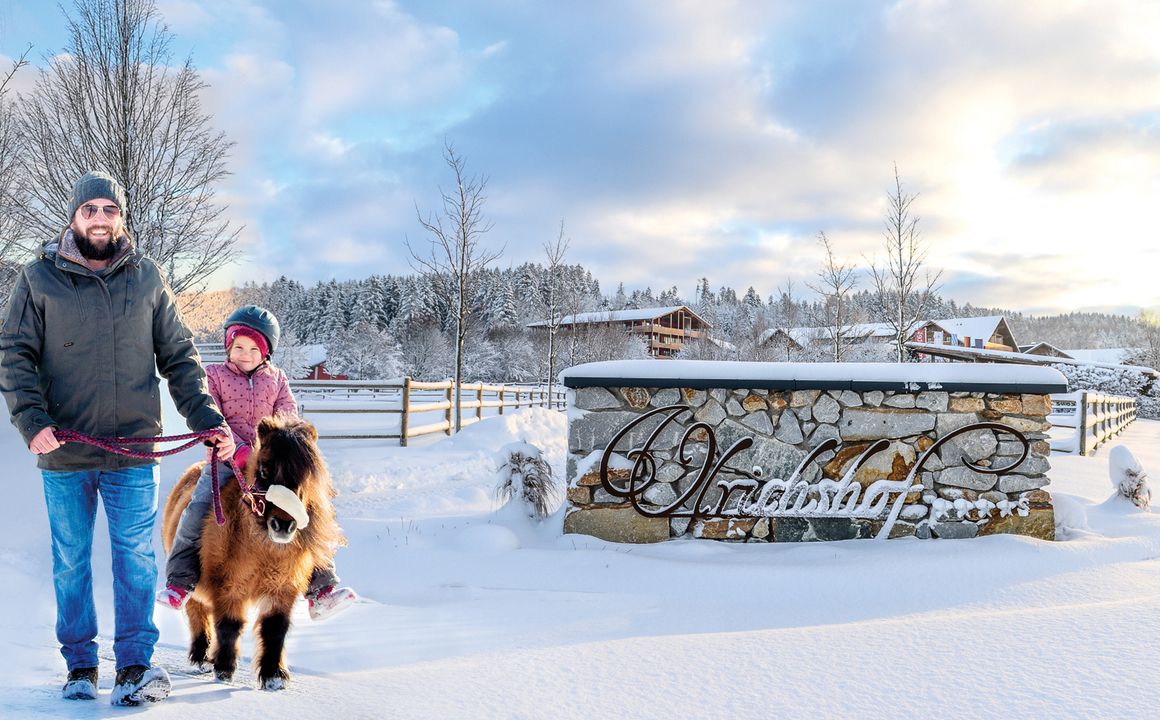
[233,443,252,470]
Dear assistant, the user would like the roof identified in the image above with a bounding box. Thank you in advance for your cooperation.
[906,341,1158,377]
[561,359,1068,393]
[528,305,710,328]
[760,320,932,347]
[934,316,1009,343]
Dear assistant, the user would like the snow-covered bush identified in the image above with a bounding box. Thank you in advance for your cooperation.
[495,441,560,520]
[1109,445,1151,511]
[1051,362,1160,419]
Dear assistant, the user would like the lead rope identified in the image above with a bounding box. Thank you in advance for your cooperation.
[52,428,237,525]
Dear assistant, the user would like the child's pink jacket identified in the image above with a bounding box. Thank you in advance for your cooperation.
[205,361,297,448]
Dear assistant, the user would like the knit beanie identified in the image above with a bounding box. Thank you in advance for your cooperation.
[225,325,271,359]
[67,171,128,219]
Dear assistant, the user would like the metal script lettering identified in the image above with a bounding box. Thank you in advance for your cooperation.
[598,404,1030,540]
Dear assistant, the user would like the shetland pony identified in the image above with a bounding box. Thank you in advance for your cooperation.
[161,415,344,690]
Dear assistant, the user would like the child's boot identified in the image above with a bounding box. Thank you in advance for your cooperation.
[307,585,357,621]
[155,584,190,610]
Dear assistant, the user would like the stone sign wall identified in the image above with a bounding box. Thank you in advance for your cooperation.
[561,361,1066,544]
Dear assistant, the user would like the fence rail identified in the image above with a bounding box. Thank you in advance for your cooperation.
[1048,391,1137,455]
[290,378,566,445]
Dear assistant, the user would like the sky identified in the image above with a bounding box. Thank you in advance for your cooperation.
[2,0,1159,316]
[5,390,1160,716]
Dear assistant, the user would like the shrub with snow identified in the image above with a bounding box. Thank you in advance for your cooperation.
[495,441,560,519]
[1109,445,1151,511]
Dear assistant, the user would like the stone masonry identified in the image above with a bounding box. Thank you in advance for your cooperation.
[564,379,1058,544]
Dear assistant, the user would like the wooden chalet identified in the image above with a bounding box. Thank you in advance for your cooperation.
[528,305,710,358]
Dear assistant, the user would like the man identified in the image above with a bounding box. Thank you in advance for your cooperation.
[0,171,233,706]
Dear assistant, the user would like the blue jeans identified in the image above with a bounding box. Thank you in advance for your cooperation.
[42,465,160,671]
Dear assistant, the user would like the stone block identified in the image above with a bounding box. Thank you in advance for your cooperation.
[978,506,1055,540]
[774,414,804,444]
[566,485,592,504]
[813,393,841,423]
[564,507,670,543]
[949,397,984,413]
[915,392,949,411]
[621,387,651,409]
[864,391,885,407]
[931,521,979,539]
[884,394,917,409]
[840,408,936,441]
[742,394,768,412]
[838,390,863,407]
[741,412,774,435]
[574,386,620,410]
[695,518,756,540]
[791,389,821,407]
[650,388,682,407]
[998,474,1050,493]
[938,465,998,491]
[987,396,1022,414]
[822,440,916,486]
[1021,394,1052,417]
[726,398,744,416]
[695,398,727,426]
[681,388,707,405]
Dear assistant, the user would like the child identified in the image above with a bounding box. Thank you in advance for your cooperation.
[156,305,357,621]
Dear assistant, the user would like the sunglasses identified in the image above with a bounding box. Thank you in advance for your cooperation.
[79,203,121,219]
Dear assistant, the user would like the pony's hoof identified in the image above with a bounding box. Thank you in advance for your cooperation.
[261,675,288,691]
[190,661,211,675]
[214,670,234,683]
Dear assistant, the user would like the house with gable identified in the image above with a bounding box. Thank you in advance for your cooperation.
[527,305,710,358]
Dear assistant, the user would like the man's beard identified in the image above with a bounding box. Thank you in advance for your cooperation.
[74,226,120,261]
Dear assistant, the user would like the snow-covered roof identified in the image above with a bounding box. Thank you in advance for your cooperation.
[561,359,1067,393]
[760,321,929,347]
[934,316,1009,343]
[907,341,1158,377]
[1064,348,1138,364]
[528,305,708,328]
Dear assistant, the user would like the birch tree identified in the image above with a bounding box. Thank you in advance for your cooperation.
[868,164,942,361]
[409,142,502,430]
[807,231,861,361]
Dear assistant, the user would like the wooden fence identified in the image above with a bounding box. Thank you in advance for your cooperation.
[290,378,567,445]
[1049,391,1137,455]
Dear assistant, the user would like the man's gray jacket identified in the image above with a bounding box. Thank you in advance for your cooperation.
[0,230,225,470]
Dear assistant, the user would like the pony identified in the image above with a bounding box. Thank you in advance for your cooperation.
[161,414,345,690]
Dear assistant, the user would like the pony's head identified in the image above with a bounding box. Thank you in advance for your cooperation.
[247,414,330,545]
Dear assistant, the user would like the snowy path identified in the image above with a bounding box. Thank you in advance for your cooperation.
[2,405,1160,718]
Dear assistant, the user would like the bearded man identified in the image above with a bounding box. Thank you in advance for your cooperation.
[0,171,233,705]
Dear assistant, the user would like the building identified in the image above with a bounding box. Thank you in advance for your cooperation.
[528,305,710,358]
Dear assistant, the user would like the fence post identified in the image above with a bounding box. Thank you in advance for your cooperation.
[400,377,411,447]
[476,383,484,424]
[498,386,505,415]
[444,380,454,436]
[1078,391,1089,456]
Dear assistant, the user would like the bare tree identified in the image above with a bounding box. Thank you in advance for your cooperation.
[540,219,569,400]
[807,231,861,361]
[408,141,502,430]
[0,45,31,294]
[868,164,943,361]
[10,0,239,295]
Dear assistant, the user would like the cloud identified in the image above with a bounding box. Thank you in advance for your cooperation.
[97,0,1160,315]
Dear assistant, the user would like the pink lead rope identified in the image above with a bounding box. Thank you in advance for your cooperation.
[52,428,236,525]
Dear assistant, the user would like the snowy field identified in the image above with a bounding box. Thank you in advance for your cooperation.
[2,390,1160,718]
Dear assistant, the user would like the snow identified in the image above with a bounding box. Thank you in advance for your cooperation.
[527,305,696,327]
[4,387,1160,717]
[562,358,1067,390]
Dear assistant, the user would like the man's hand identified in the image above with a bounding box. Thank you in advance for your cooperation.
[207,428,235,462]
[29,426,61,455]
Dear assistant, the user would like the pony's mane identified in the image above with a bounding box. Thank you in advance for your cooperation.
[250,415,346,558]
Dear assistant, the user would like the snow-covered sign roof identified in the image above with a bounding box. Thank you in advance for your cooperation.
[907,341,1158,377]
[561,359,1067,393]
[528,305,709,328]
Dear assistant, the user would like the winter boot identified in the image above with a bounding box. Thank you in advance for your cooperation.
[155,584,190,610]
[307,585,357,621]
[110,665,171,706]
[62,667,98,700]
